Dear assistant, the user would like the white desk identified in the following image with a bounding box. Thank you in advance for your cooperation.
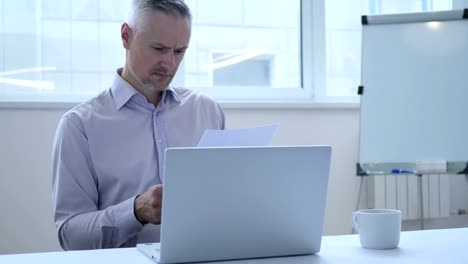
[1,228,467,264]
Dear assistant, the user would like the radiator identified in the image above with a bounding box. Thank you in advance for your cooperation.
[367,174,451,220]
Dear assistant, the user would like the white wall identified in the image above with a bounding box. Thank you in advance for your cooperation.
[0,105,362,254]
[0,108,64,254]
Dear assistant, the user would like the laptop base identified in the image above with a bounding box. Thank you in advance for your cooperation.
[137,243,161,262]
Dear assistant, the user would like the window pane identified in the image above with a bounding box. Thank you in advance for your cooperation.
[212,53,272,86]
[0,0,128,102]
[0,0,302,102]
[181,0,301,92]
[324,0,452,97]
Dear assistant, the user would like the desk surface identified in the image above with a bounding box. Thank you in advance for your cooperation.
[1,228,467,264]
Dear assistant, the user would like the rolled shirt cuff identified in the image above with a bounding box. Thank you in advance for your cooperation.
[113,195,143,239]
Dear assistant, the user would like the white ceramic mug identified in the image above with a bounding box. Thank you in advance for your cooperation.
[352,209,401,249]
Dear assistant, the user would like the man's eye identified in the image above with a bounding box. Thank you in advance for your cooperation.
[153,47,165,51]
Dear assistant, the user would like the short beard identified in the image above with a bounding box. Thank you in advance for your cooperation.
[128,65,171,92]
[141,78,157,92]
[128,65,158,92]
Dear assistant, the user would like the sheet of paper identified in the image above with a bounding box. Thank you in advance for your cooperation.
[197,123,279,147]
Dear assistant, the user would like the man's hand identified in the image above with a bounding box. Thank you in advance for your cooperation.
[134,184,163,225]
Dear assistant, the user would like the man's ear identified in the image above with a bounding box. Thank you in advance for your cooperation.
[121,23,132,49]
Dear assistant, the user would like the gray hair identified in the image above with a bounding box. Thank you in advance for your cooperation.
[128,0,192,30]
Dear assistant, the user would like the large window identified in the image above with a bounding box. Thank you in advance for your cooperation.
[0,0,454,103]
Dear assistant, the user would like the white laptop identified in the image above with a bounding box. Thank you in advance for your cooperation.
[137,145,332,263]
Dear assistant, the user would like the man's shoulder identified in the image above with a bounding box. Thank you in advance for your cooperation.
[172,87,219,106]
[62,89,113,124]
[170,87,225,129]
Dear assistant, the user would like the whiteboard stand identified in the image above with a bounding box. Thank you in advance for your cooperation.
[416,174,424,230]
[355,162,468,231]
[352,174,365,234]
[357,9,468,231]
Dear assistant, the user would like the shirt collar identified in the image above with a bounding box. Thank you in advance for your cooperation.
[111,68,181,110]
[162,86,181,106]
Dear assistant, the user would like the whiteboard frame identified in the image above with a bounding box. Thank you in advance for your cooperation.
[358,9,468,174]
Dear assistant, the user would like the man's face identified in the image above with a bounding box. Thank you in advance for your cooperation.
[123,10,191,92]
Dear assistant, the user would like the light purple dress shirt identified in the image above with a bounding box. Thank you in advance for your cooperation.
[52,69,225,250]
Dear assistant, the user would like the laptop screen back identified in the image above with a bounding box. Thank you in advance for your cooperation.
[159,146,332,263]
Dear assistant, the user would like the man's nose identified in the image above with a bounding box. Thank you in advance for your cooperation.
[162,51,176,70]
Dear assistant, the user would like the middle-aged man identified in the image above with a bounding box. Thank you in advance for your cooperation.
[52,0,225,250]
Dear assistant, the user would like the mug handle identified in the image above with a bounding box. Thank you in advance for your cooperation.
[352,212,359,232]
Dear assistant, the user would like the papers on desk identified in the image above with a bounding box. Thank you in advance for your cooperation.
[197,123,279,147]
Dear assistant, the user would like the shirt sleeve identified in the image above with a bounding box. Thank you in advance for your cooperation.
[51,114,143,250]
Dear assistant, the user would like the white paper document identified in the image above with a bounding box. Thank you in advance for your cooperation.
[197,123,279,147]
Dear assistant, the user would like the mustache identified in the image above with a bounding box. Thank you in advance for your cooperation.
[151,67,171,75]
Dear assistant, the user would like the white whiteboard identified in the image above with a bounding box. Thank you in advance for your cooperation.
[359,10,468,164]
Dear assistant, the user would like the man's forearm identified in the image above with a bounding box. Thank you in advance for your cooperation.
[58,196,142,250]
